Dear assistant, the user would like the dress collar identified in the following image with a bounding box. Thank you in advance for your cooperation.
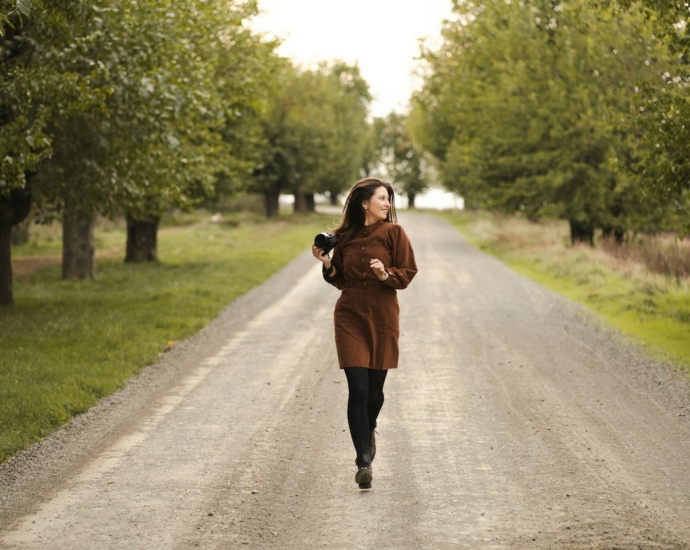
[363,220,384,232]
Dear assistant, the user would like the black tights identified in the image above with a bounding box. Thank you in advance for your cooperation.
[343,367,388,456]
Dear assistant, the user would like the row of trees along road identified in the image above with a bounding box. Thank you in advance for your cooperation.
[0,1,372,306]
[252,61,372,217]
[411,0,690,244]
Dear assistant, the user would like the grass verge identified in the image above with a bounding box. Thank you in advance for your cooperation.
[1,212,333,463]
[435,210,690,371]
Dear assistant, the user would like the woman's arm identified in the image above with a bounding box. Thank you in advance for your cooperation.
[380,225,417,290]
[312,243,344,288]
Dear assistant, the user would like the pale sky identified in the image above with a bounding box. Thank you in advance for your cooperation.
[250,0,455,118]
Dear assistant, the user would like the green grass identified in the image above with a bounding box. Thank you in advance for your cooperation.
[435,210,690,370]
[1,212,332,463]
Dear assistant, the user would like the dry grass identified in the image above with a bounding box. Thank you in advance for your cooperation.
[599,234,690,280]
[459,212,690,291]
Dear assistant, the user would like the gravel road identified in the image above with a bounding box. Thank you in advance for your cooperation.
[1,212,690,549]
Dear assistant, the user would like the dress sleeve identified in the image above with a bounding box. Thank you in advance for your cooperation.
[322,243,345,290]
[383,225,417,290]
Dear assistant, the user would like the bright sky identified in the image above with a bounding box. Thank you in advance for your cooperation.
[250,0,454,118]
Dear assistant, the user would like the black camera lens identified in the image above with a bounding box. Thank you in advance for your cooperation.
[314,232,338,254]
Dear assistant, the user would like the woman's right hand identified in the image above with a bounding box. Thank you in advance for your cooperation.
[311,245,331,267]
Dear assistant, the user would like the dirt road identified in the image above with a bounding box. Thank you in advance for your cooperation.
[2,212,689,549]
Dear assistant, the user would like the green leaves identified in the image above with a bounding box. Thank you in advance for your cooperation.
[1,0,278,220]
[412,0,686,237]
[16,0,30,16]
[600,0,690,232]
[0,0,33,40]
[253,61,371,202]
[1,1,106,192]
[1,0,375,225]
[376,112,428,202]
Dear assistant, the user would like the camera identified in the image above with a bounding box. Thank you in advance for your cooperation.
[314,232,338,255]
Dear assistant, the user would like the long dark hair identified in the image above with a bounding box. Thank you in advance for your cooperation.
[333,177,397,241]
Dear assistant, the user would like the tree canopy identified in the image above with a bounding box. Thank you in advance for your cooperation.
[376,112,428,208]
[252,61,371,214]
[0,0,291,302]
[601,0,690,220]
[412,0,689,241]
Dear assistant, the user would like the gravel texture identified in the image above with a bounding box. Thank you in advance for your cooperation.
[1,212,689,549]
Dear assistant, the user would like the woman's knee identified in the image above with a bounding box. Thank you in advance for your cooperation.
[344,367,369,403]
[349,380,369,403]
[368,389,385,407]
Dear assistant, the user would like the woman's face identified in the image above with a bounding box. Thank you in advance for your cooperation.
[362,186,391,224]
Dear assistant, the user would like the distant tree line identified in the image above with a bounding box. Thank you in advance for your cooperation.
[0,0,378,305]
[411,0,690,244]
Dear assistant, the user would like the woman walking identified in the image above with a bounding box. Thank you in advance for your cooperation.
[312,177,417,489]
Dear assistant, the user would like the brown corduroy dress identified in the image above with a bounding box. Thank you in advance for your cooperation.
[323,220,417,370]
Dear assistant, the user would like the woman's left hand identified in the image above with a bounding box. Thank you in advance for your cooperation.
[370,259,387,280]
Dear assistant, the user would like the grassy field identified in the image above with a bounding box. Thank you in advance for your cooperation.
[1,210,335,463]
[435,210,690,371]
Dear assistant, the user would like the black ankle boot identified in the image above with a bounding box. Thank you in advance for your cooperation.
[355,452,372,489]
[368,429,377,462]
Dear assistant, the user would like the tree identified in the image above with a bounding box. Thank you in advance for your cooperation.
[251,60,321,217]
[317,62,371,206]
[32,0,273,270]
[283,67,337,213]
[360,117,386,182]
[378,112,427,208]
[208,27,279,207]
[1,0,281,303]
[1,1,104,301]
[112,0,274,262]
[252,61,371,216]
[597,0,690,233]
[0,185,29,304]
[413,0,675,243]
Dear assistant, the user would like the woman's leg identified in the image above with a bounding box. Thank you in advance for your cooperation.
[366,369,388,431]
[343,367,370,455]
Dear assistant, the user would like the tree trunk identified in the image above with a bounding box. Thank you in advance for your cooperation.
[293,192,315,213]
[11,218,30,246]
[264,189,280,218]
[293,192,309,213]
[1,186,33,305]
[305,193,315,212]
[569,219,594,246]
[329,191,339,206]
[408,191,417,209]
[125,215,160,262]
[602,227,625,244]
[62,198,95,280]
[0,199,13,306]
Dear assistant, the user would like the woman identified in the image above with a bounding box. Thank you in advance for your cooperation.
[312,177,417,489]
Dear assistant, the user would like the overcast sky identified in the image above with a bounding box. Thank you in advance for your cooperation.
[250,0,454,118]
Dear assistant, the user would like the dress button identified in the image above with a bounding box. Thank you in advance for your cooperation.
[362,272,366,277]
[363,281,367,286]
[361,246,364,250]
